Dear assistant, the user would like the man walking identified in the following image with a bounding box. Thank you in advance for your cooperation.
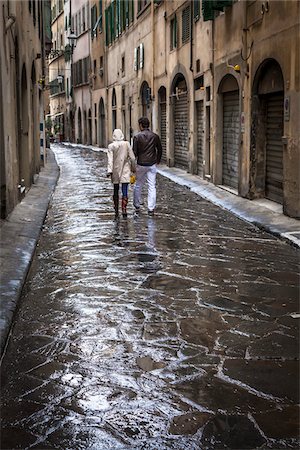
[133,117,162,215]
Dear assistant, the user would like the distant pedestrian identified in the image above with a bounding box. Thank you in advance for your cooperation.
[107,129,136,219]
[133,117,162,216]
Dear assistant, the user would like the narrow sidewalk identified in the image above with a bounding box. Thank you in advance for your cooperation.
[0,149,59,355]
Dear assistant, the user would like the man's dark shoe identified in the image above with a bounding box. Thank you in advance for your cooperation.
[148,209,154,216]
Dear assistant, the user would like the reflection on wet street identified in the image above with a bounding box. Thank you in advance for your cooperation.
[1,144,299,449]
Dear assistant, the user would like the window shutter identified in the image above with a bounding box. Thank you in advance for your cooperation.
[194,0,200,21]
[111,1,115,41]
[134,47,138,71]
[174,15,177,48]
[139,43,144,69]
[105,8,109,45]
[202,0,214,21]
[130,0,134,24]
[99,0,103,31]
[182,5,191,44]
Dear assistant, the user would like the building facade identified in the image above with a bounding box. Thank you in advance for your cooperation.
[0,0,51,219]
[53,0,299,218]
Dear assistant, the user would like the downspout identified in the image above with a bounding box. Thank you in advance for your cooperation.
[211,10,215,182]
[151,0,155,129]
[189,0,193,73]
[189,1,194,173]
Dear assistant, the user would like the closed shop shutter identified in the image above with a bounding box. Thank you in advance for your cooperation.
[265,92,283,203]
[160,101,167,162]
[174,92,188,169]
[222,90,239,189]
[196,100,204,176]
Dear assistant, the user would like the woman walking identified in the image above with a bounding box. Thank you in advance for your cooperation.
[107,129,136,218]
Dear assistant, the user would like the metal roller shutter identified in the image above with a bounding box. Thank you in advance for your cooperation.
[174,92,188,170]
[222,91,239,189]
[160,101,167,162]
[196,100,204,176]
[265,93,283,204]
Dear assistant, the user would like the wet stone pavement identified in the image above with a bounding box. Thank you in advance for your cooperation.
[1,144,299,450]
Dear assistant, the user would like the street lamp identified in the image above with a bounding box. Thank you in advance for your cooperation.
[67,31,77,51]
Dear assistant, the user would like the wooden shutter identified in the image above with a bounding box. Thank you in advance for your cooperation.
[182,5,191,44]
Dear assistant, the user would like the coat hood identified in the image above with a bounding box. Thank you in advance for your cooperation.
[112,129,124,141]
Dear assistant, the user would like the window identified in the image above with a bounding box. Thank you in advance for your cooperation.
[121,54,125,76]
[99,56,104,77]
[91,5,97,38]
[134,44,144,71]
[137,0,149,14]
[78,10,82,34]
[182,5,191,44]
[170,15,177,51]
[122,86,125,106]
[194,0,200,21]
[99,0,103,31]
[82,6,86,32]
[94,59,97,74]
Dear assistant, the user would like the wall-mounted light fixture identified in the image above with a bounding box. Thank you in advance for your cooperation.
[5,14,16,32]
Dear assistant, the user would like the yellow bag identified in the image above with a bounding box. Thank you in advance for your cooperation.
[130,174,136,185]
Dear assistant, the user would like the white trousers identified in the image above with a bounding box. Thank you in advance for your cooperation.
[133,164,157,211]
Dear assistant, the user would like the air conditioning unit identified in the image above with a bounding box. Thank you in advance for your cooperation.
[99,67,104,77]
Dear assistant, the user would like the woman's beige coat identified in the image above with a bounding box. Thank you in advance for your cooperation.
[107,129,136,184]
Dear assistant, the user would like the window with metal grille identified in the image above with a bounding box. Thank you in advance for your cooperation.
[182,5,191,44]
[170,15,177,51]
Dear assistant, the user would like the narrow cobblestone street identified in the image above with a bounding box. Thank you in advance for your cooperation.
[1,144,299,449]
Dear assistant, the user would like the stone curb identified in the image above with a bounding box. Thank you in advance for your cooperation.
[0,149,60,356]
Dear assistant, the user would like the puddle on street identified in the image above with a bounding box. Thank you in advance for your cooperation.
[1,145,299,449]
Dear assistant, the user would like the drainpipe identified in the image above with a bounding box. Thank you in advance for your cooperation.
[189,0,193,73]
[211,10,215,182]
[151,0,155,129]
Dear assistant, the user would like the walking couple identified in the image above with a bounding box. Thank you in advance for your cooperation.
[107,117,162,219]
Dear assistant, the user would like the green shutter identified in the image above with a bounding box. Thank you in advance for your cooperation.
[202,0,215,21]
[130,0,134,23]
[99,0,103,32]
[105,7,109,45]
[125,0,129,27]
[111,1,115,41]
[214,1,233,11]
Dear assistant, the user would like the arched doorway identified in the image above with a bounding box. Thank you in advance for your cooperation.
[94,118,97,144]
[251,60,284,204]
[77,108,82,143]
[158,86,167,162]
[69,111,75,142]
[140,81,151,123]
[99,98,106,147]
[112,89,117,132]
[88,109,92,145]
[20,64,30,189]
[83,110,87,144]
[172,74,188,170]
[219,75,240,189]
[70,110,74,143]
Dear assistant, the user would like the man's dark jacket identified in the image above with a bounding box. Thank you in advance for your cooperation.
[133,128,162,166]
